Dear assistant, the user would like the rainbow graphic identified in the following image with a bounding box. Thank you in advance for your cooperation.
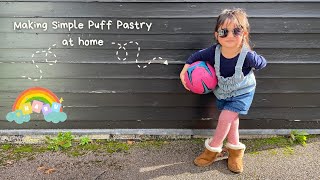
[6,87,67,124]
[12,87,62,112]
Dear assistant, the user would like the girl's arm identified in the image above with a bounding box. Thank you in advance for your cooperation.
[186,46,213,64]
[247,51,267,70]
[180,64,191,91]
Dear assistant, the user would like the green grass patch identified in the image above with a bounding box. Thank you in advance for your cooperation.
[45,132,74,151]
[105,141,130,153]
[69,150,86,157]
[249,151,261,155]
[80,143,101,151]
[134,140,167,149]
[244,136,291,152]
[1,144,12,151]
[1,133,318,166]
[0,144,50,166]
[289,130,309,146]
[283,146,294,156]
[12,145,34,154]
[268,149,278,156]
[190,138,205,145]
[308,134,318,139]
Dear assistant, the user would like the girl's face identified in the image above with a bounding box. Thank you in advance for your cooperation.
[215,19,247,49]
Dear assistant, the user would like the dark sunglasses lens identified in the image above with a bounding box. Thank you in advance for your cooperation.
[218,29,228,38]
[233,28,243,36]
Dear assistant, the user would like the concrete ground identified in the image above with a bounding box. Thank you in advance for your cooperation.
[0,136,319,180]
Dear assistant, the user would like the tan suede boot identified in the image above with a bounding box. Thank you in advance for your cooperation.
[225,142,246,173]
[194,138,222,167]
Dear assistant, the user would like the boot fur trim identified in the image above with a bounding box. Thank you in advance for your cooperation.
[205,138,222,153]
[225,142,246,150]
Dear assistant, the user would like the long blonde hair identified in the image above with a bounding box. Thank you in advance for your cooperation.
[214,8,251,50]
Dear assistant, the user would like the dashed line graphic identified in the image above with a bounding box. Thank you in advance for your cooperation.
[22,44,57,81]
[17,41,169,82]
[112,41,140,64]
[111,41,168,68]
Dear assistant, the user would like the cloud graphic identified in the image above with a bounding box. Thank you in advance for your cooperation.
[6,110,30,124]
[44,112,67,123]
[6,112,16,122]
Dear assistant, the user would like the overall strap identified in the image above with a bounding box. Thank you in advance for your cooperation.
[235,45,249,74]
[214,44,249,76]
[214,44,222,76]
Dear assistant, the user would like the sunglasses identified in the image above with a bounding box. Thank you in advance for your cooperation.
[217,27,243,38]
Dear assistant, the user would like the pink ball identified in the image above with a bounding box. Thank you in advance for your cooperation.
[184,61,218,94]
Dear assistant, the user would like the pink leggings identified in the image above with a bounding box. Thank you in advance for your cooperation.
[209,110,240,147]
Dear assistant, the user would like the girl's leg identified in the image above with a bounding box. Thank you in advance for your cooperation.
[209,110,239,148]
[227,118,240,145]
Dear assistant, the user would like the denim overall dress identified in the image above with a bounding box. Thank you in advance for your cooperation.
[213,44,256,115]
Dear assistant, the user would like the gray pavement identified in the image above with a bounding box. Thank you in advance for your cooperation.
[0,136,319,180]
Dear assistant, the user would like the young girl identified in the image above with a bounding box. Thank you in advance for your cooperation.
[180,8,267,173]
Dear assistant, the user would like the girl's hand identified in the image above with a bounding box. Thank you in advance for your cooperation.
[180,64,190,91]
